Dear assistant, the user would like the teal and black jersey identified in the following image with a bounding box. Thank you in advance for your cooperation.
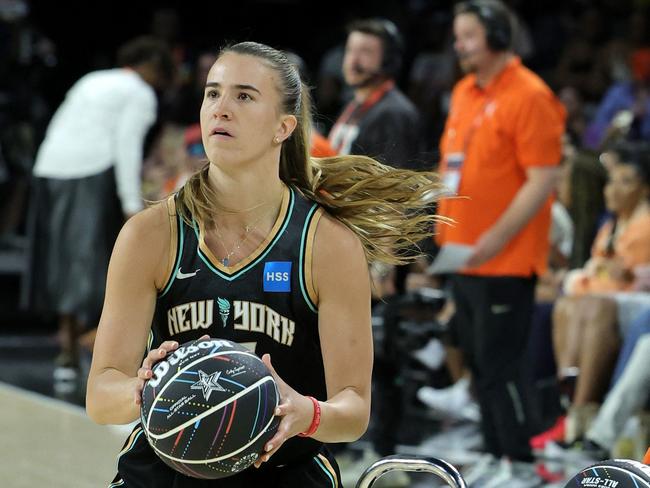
[116,185,330,485]
[152,185,325,402]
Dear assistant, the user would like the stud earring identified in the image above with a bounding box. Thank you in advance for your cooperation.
[274,137,280,144]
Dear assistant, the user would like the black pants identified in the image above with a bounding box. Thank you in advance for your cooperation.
[449,274,538,461]
[30,167,122,325]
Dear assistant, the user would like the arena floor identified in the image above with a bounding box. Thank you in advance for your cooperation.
[0,382,131,487]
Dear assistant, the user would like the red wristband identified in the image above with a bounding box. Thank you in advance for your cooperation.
[298,396,321,437]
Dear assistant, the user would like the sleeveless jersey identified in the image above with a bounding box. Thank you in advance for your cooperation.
[117,185,328,483]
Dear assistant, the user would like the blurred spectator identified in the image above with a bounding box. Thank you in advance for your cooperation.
[582,49,650,149]
[436,0,565,474]
[328,18,420,170]
[581,9,650,149]
[552,142,650,443]
[563,143,650,296]
[29,36,174,382]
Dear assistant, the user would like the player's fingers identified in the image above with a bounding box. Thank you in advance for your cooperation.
[143,345,173,369]
[259,436,286,465]
[137,367,152,380]
[159,340,179,351]
[274,403,290,417]
[261,354,287,388]
[264,422,289,454]
[142,349,162,369]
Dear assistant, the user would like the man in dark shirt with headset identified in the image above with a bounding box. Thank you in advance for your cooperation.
[328,18,421,170]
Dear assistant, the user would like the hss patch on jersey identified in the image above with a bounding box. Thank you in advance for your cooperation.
[263,261,292,292]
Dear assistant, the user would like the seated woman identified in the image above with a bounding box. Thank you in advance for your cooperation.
[552,141,650,443]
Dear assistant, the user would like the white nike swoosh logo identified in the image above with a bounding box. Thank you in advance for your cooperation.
[176,268,200,280]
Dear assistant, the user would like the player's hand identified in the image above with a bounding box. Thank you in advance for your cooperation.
[134,335,210,406]
[254,353,314,467]
[466,230,508,269]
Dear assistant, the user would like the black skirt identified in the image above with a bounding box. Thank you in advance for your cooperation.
[30,166,124,326]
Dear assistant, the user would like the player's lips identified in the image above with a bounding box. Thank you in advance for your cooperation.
[211,127,234,138]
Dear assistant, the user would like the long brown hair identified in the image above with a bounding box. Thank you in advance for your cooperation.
[177,41,447,265]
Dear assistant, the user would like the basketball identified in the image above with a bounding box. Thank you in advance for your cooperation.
[564,460,650,488]
[140,338,280,479]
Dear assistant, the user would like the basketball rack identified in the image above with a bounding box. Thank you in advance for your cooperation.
[356,455,468,488]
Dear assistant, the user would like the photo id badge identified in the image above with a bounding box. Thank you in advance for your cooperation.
[442,152,465,194]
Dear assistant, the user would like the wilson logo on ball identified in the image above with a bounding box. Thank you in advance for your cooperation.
[148,339,231,388]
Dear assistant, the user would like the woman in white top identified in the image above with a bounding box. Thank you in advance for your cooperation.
[31,36,174,383]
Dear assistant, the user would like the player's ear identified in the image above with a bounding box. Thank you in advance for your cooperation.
[274,115,297,144]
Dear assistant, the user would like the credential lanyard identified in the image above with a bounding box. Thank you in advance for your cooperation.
[335,79,395,127]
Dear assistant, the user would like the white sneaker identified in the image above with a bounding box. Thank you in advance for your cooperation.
[462,453,499,486]
[415,423,484,458]
[412,338,446,370]
[481,458,542,488]
[417,377,481,422]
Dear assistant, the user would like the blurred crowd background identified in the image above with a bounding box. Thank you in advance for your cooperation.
[1,0,649,486]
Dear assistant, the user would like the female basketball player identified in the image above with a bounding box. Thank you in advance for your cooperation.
[87,42,444,487]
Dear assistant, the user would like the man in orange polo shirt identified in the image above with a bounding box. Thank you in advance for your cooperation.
[437,0,566,474]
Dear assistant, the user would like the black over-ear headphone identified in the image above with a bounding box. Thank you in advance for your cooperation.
[458,0,512,52]
[375,18,405,77]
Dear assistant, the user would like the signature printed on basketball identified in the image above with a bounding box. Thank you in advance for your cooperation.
[225,365,246,377]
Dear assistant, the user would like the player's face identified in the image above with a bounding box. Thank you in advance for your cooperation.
[200,52,295,169]
[343,32,384,87]
[453,13,491,73]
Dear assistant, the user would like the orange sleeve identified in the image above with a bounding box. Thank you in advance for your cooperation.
[617,215,650,269]
[311,133,337,158]
[514,91,566,168]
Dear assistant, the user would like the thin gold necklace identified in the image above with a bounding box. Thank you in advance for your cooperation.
[214,185,284,267]
[213,211,270,266]
[213,189,284,266]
